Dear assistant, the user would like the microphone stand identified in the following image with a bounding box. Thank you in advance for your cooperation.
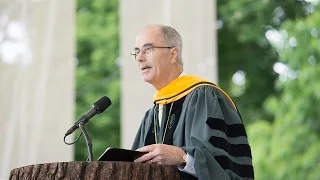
[79,122,94,161]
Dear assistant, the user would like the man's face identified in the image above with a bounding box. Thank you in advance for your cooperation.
[134,27,172,85]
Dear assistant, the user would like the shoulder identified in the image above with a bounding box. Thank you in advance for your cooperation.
[186,84,225,99]
[186,84,238,111]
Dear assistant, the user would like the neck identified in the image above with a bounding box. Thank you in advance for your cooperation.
[153,66,183,90]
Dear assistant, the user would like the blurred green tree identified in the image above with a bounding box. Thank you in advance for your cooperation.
[247,3,320,180]
[218,0,320,179]
[74,0,120,160]
[217,0,311,124]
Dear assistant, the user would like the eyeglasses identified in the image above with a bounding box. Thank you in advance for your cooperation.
[131,45,173,60]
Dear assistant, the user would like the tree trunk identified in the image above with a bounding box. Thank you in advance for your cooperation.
[9,161,180,180]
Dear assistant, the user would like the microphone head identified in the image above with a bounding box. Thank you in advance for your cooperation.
[93,96,112,113]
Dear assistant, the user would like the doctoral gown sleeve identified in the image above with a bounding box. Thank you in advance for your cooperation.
[131,109,152,150]
[179,85,254,180]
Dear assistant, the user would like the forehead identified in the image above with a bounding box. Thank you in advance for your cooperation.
[134,26,164,48]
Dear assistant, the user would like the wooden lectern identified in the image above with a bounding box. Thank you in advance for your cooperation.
[9,161,180,180]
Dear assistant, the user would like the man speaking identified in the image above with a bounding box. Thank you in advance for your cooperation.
[131,24,254,180]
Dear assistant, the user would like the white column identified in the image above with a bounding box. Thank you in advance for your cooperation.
[119,0,217,148]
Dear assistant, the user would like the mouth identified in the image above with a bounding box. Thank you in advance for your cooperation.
[140,65,152,71]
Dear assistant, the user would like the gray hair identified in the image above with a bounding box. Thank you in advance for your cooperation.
[159,25,183,65]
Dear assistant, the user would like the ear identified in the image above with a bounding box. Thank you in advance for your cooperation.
[170,48,178,64]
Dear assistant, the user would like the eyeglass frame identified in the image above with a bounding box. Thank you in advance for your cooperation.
[131,43,174,60]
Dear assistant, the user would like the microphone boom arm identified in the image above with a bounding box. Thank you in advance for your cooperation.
[79,121,94,161]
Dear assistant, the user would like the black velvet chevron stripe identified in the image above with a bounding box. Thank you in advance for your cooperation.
[215,155,254,179]
[209,136,252,158]
[206,117,247,137]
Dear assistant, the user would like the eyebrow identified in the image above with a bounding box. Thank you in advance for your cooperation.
[134,43,154,50]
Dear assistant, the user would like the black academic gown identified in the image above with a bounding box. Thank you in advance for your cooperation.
[132,85,254,180]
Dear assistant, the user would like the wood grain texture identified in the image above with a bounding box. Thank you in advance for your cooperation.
[9,161,180,180]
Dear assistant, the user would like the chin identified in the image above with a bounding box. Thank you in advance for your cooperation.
[142,75,154,83]
[143,77,152,83]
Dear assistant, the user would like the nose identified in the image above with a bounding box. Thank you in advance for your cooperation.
[136,51,146,62]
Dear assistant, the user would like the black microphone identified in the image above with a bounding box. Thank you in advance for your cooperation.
[64,96,112,136]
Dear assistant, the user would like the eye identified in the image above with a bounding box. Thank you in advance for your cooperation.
[135,49,140,54]
[144,46,153,53]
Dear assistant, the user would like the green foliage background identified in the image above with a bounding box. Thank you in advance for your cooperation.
[75,0,120,160]
[74,0,320,179]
